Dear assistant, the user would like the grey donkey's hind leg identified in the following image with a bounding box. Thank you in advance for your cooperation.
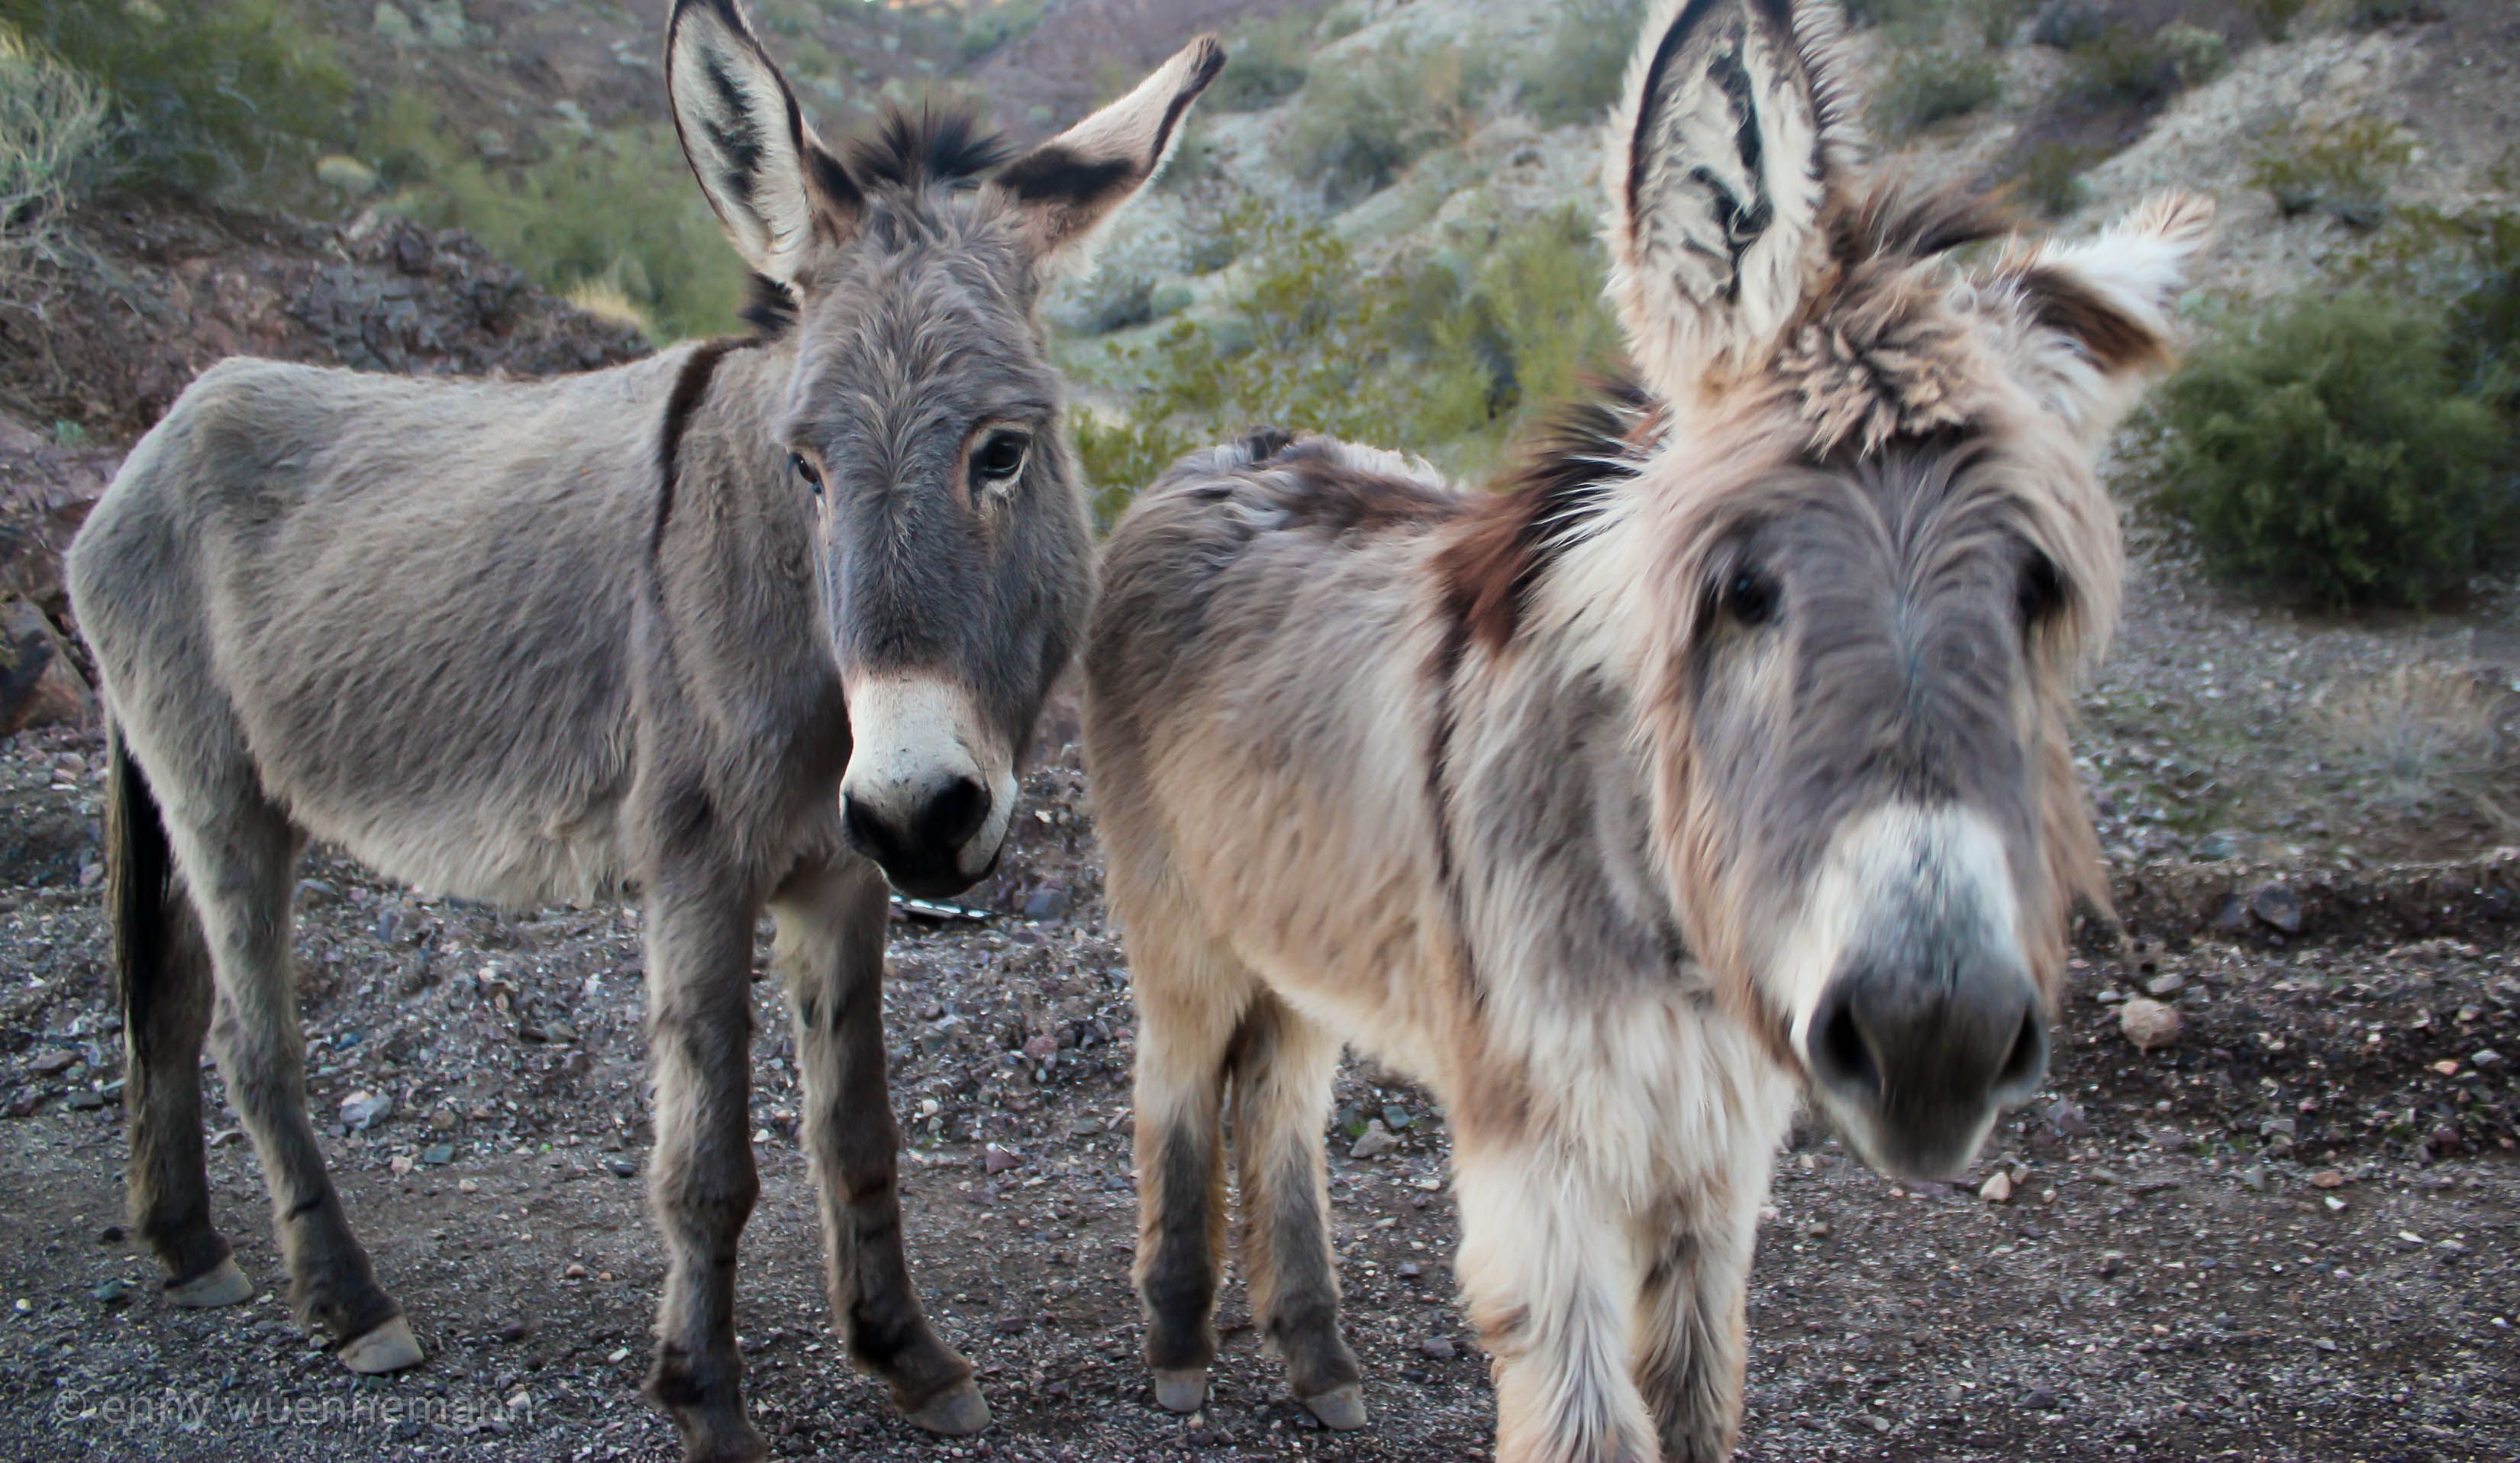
[169,787,415,1372]
[772,857,985,1436]
[641,879,768,1463]
[111,732,250,1310]
[1228,991,1364,1429]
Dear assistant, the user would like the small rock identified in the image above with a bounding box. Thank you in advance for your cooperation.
[983,1144,1022,1174]
[2021,1387,2060,1410]
[458,1178,479,1194]
[1021,886,1070,921]
[2249,883,2304,935]
[563,1263,589,1280]
[64,1091,104,1111]
[29,1051,75,1077]
[1419,1335,1457,1360]
[92,1279,129,1306]
[1348,1121,1399,1160]
[2259,1116,2297,1142]
[2309,1170,2347,1190]
[1396,1262,1422,1280]
[2118,997,2182,1051]
[98,1225,123,1244]
[2191,832,2240,862]
[1022,1035,1058,1060]
[339,1091,393,1131]
[2432,1059,2462,1077]
[2044,1099,2092,1138]
[495,1318,530,1343]
[605,1158,638,1179]
[1382,1104,1414,1132]
[2237,1164,2267,1193]
[2310,1336,2338,1353]
[1979,1171,2015,1203]
[547,1022,578,1044]
[2144,972,2186,997]
[2473,1049,2505,1070]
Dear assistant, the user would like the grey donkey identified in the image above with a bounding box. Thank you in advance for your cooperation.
[65,2,1222,1457]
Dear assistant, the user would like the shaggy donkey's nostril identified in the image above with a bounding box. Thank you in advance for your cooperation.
[1994,1006,2048,1099]
[1808,987,1882,1104]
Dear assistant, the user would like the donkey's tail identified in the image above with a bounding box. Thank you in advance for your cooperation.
[108,720,209,1067]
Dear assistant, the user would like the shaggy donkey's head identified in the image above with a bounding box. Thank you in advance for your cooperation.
[1594,0,2210,1177]
[666,0,1220,896]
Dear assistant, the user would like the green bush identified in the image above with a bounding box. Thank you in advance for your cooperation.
[1873,49,2002,137]
[1070,205,1619,525]
[2009,140,2097,218]
[2063,22,2225,109]
[1520,0,1646,130]
[2250,114,2412,229]
[1847,0,2036,45]
[1,0,350,198]
[957,0,1053,61]
[2241,0,2312,40]
[1285,40,1493,206]
[365,96,739,341]
[2347,0,2444,27]
[1211,10,1312,112]
[2156,295,2514,608]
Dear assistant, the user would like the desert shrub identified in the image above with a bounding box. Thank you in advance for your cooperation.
[366,97,738,341]
[957,0,1053,60]
[1285,43,1472,206]
[1521,0,1647,129]
[2312,661,2516,825]
[1847,0,2036,44]
[0,24,111,273]
[2062,22,2225,109]
[2347,0,2445,27]
[1874,49,2002,137]
[2250,113,2412,229]
[2241,0,2312,40]
[2009,140,2097,217]
[1064,264,1157,336]
[1070,205,1619,525]
[1,0,350,198]
[1212,9,1313,112]
[2155,295,2513,608]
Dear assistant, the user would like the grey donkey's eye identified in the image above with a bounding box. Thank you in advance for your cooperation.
[791,454,823,497]
[971,430,1031,490]
[1721,567,1779,628]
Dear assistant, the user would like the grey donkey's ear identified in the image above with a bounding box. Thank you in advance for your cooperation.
[666,0,862,286]
[986,36,1226,279]
[1606,0,1854,398]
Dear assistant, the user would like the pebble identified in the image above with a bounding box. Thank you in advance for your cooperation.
[1418,1335,1456,1359]
[1021,886,1070,920]
[983,1144,1023,1174]
[2309,1170,2347,1189]
[2118,997,2182,1051]
[2250,883,2304,935]
[29,1051,76,1076]
[606,1158,638,1179]
[91,1279,128,1306]
[2191,832,2240,861]
[2144,972,2186,997]
[1348,1121,1399,1160]
[2044,1099,2092,1137]
[1979,1171,2015,1203]
[340,1091,393,1131]
[64,1091,104,1110]
[2473,1049,2505,1069]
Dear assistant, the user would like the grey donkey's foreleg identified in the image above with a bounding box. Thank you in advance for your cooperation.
[640,880,767,1463]
[771,857,985,1436]
[109,728,248,1310]
[176,790,413,1371]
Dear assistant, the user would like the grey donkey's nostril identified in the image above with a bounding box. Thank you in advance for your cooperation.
[1993,1004,2048,1099]
[1808,985,1883,1104]
[915,775,990,853]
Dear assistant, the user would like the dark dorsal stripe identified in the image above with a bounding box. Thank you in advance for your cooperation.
[651,335,764,557]
[1431,376,1660,653]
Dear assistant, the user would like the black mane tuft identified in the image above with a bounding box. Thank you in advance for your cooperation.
[843,105,1013,194]
[739,272,799,338]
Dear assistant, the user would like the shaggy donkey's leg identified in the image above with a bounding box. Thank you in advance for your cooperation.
[1455,1138,1659,1463]
[641,882,766,1463]
[770,857,984,1436]
[179,796,412,1371]
[1227,992,1363,1429]
[1126,909,1250,1414]
[1630,1173,1765,1463]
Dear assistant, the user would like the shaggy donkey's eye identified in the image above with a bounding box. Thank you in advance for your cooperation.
[1720,567,1780,627]
[791,454,823,497]
[971,431,1031,489]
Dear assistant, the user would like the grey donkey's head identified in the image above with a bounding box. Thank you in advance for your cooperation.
[666,0,1221,897]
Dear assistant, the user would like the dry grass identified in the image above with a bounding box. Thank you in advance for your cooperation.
[0,25,111,287]
[2313,660,2518,831]
[562,276,655,341]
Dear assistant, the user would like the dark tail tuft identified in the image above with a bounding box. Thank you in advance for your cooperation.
[108,722,202,1068]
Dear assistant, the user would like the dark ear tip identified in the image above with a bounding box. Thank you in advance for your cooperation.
[671,0,755,43]
[1186,34,1228,93]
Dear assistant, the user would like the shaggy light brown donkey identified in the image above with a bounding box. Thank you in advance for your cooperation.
[68,2,1220,1457]
[1084,1,2211,1458]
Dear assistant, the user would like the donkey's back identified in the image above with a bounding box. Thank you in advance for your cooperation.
[73,350,689,905]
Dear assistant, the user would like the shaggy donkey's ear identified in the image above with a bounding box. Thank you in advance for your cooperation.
[1606,0,1853,398]
[666,0,862,286]
[1996,192,2216,443]
[987,35,1225,279]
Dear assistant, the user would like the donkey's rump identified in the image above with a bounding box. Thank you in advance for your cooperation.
[73,353,686,904]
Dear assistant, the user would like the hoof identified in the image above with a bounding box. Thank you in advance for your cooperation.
[1301,1383,1369,1431]
[900,1381,990,1436]
[678,1422,768,1463]
[338,1314,424,1374]
[1152,1368,1208,1414]
[166,1258,254,1310]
